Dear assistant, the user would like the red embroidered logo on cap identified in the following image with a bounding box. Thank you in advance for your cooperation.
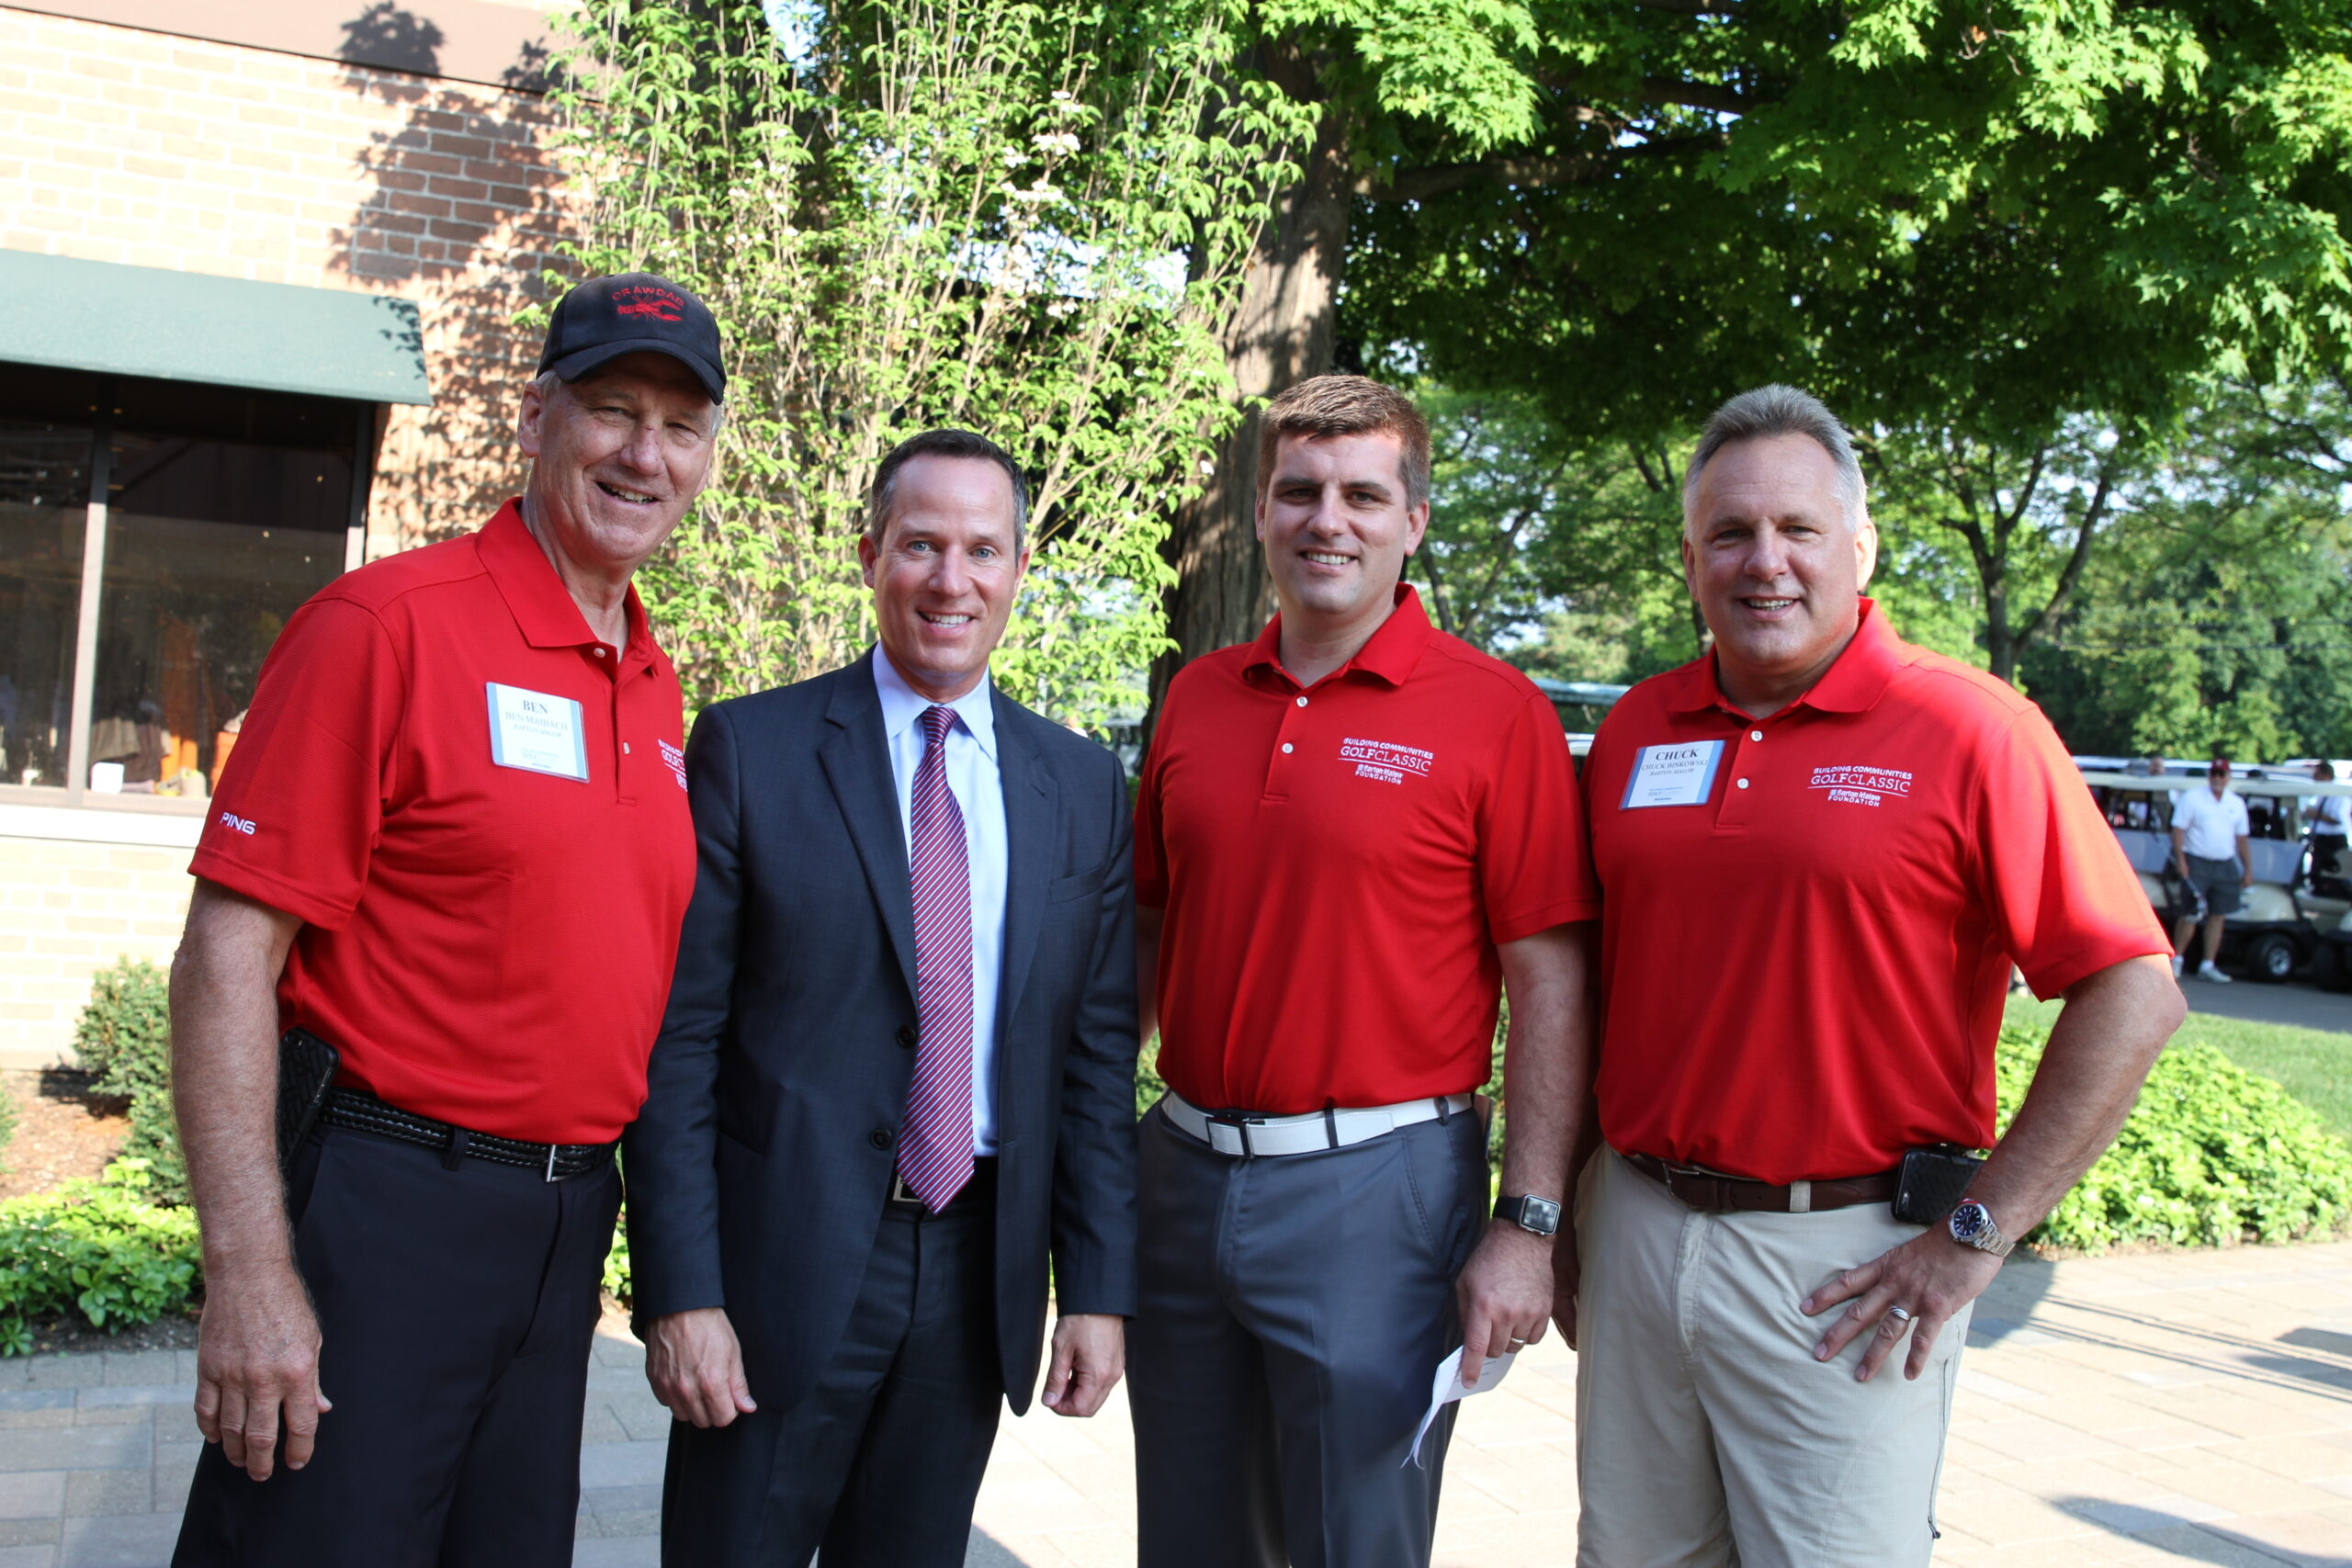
[613,286,684,321]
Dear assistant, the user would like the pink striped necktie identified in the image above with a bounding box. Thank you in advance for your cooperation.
[898,704,975,1212]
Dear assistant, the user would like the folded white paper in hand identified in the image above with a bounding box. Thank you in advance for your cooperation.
[1405,1345,1517,1468]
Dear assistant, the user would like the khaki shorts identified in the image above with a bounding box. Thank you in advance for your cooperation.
[1575,1149,1969,1568]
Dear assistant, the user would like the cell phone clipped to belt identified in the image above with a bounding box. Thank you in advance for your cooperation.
[1892,1143,1984,1224]
[276,1028,341,1177]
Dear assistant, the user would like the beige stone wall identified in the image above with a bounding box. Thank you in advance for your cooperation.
[0,4,582,554]
[0,829,192,1069]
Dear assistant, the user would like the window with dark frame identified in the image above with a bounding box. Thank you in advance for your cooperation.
[0,362,375,802]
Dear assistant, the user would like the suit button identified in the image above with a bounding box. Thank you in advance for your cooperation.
[896,1025,917,1049]
[869,1127,896,1151]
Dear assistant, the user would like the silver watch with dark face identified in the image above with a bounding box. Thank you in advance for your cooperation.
[1948,1200,2015,1258]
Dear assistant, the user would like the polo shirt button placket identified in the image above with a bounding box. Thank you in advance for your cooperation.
[1719,718,1763,829]
[1264,682,1308,801]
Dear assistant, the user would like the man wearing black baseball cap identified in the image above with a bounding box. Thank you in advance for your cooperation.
[171,274,722,1568]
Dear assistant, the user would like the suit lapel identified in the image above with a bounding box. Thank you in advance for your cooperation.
[819,651,920,1004]
[992,693,1056,1048]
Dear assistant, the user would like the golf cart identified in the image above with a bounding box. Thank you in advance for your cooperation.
[2078,766,2352,982]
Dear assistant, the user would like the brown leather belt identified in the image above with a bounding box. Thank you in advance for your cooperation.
[1623,1151,1896,1214]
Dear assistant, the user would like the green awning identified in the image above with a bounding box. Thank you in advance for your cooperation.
[0,249,433,406]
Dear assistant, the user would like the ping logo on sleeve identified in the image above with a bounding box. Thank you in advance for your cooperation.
[217,811,256,836]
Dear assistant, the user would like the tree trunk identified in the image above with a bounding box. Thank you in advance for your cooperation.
[1144,108,1352,741]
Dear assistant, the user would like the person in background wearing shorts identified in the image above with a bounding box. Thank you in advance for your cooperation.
[2171,756,2252,982]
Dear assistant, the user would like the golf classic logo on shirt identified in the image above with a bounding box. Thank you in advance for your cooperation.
[659,738,688,790]
[1339,736,1434,786]
[1811,763,1913,807]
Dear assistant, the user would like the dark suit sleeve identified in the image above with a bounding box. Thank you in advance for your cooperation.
[622,703,745,1322]
[1049,742,1142,1318]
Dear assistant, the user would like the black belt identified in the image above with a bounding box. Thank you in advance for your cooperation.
[887,1156,998,1216]
[322,1088,616,1181]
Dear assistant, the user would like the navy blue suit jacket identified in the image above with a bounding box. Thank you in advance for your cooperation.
[623,651,1140,1414]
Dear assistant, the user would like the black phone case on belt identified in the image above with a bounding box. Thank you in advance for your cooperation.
[1892,1144,1984,1224]
[277,1028,341,1177]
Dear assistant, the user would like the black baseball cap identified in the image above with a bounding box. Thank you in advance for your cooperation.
[537,273,725,403]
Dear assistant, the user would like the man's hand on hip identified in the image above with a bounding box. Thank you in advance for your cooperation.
[1457,1224,1552,1388]
[645,1307,757,1427]
[1042,1313,1125,1416]
[193,1262,331,1481]
[1800,1228,2004,1382]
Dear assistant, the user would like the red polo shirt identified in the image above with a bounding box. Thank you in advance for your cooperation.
[1585,600,2168,1185]
[1136,587,1598,1113]
[191,501,696,1145]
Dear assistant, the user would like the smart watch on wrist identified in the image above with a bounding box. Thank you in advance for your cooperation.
[1494,1193,1562,1237]
[1948,1199,2015,1258]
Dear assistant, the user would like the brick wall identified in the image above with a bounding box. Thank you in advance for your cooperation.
[0,4,582,552]
[0,829,193,1069]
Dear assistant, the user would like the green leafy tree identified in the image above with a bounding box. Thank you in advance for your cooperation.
[2018,378,2352,760]
[1342,0,2352,698]
[547,0,1311,725]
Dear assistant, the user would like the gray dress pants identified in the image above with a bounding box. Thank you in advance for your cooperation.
[1129,1099,1487,1568]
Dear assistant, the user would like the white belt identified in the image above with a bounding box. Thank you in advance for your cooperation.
[1160,1091,1476,1158]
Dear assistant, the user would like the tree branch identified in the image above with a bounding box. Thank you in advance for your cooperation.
[2012,456,2120,651]
[1359,134,1726,201]
[1535,71,1761,116]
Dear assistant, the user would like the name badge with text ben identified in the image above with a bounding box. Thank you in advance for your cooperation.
[487,682,588,782]
[1622,740,1724,808]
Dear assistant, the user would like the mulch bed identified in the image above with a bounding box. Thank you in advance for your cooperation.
[0,1066,130,1201]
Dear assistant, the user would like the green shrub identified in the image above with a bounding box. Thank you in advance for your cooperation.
[0,1075,17,1175]
[1998,1022,2352,1251]
[605,1212,632,1301]
[73,958,186,1204]
[0,1159,201,1356]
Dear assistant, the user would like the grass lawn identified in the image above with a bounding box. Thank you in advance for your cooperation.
[2006,993,2352,1140]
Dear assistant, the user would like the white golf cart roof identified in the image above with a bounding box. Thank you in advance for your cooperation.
[2079,772,2352,799]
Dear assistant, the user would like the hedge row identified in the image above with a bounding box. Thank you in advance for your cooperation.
[1997,1022,2352,1250]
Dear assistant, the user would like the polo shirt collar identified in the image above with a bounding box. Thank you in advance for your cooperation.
[478,498,660,668]
[1241,583,1435,690]
[872,646,999,762]
[1668,597,1897,717]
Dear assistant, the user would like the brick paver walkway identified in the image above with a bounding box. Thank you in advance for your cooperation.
[4,1241,2350,1566]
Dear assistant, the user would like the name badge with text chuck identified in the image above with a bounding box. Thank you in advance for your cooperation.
[487,682,589,782]
[1622,739,1724,808]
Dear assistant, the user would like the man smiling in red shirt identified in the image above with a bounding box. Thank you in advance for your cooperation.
[1132,376,1598,1567]
[1574,385,2181,1565]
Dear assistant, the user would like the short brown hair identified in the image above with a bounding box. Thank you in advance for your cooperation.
[1255,375,1430,509]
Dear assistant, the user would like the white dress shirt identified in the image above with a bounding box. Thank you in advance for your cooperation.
[2310,791,2349,834]
[874,649,1008,1155]
[2172,784,2250,863]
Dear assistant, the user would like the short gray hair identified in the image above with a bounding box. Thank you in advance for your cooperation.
[1681,384,1869,533]
[866,429,1030,555]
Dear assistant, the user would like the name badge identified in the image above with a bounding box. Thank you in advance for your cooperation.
[486,682,588,782]
[1622,740,1724,808]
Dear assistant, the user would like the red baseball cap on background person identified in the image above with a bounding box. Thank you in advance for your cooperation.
[537,271,726,402]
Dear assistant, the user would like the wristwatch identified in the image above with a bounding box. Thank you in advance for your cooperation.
[1494,1193,1562,1237]
[1948,1200,2015,1258]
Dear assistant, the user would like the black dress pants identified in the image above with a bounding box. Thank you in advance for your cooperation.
[173,1123,621,1568]
[659,1192,1003,1568]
